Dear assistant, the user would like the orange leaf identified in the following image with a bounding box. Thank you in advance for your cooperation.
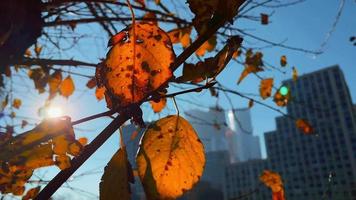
[167,27,192,48]
[12,98,22,109]
[273,86,291,107]
[259,78,273,99]
[195,35,217,56]
[86,77,96,89]
[95,87,106,101]
[59,75,75,98]
[22,186,41,200]
[295,119,313,134]
[102,23,175,108]
[260,170,285,200]
[150,98,167,113]
[78,137,88,146]
[143,12,158,25]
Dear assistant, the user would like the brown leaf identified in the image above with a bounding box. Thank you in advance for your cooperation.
[86,77,96,89]
[261,13,269,25]
[59,75,75,98]
[103,23,175,108]
[248,99,254,108]
[136,115,205,199]
[167,27,192,48]
[48,70,62,99]
[292,66,298,82]
[12,99,22,109]
[237,50,264,84]
[100,147,134,200]
[280,55,287,67]
[21,120,28,129]
[143,12,158,25]
[259,78,273,99]
[195,35,217,56]
[34,44,42,57]
[295,119,313,135]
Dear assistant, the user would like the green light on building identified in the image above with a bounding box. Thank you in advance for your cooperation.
[279,86,289,96]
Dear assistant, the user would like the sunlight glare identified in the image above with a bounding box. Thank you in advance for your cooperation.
[46,106,63,118]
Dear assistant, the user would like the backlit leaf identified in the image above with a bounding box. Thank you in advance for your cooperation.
[273,86,291,107]
[59,75,75,98]
[12,99,22,109]
[295,119,313,135]
[150,98,167,113]
[22,186,41,200]
[260,170,285,200]
[102,23,175,108]
[136,115,205,199]
[100,147,134,200]
[237,50,264,84]
[48,70,62,99]
[95,87,106,101]
[280,55,287,67]
[167,27,192,48]
[86,77,96,89]
[259,78,273,99]
[195,35,217,56]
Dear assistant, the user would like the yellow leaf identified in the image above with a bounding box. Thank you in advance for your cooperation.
[100,147,134,200]
[59,75,75,98]
[259,78,273,99]
[102,23,175,108]
[295,119,313,135]
[280,55,287,67]
[292,66,298,82]
[95,87,106,101]
[150,98,167,113]
[12,98,22,109]
[136,115,205,199]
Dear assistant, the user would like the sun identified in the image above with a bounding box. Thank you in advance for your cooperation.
[46,106,64,118]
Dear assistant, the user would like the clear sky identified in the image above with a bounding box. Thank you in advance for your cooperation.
[2,0,356,199]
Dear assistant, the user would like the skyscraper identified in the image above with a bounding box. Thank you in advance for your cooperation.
[264,65,356,199]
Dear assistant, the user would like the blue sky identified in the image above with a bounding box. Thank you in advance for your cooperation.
[2,0,356,199]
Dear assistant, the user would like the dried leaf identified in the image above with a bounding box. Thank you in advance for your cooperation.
[59,75,75,98]
[248,99,254,108]
[22,186,41,200]
[100,147,134,200]
[34,44,42,57]
[103,23,175,108]
[48,71,62,99]
[259,78,273,99]
[237,50,264,84]
[86,77,96,89]
[150,98,167,113]
[95,87,106,101]
[167,27,192,48]
[195,35,217,56]
[261,13,269,25]
[12,99,22,109]
[273,86,291,107]
[280,55,287,67]
[143,12,157,25]
[295,119,313,135]
[136,115,205,199]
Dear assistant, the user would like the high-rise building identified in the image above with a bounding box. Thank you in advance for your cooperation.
[265,65,356,200]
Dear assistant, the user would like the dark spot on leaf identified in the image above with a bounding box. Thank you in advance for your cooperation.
[150,70,158,76]
[154,34,162,41]
[136,53,141,59]
[141,61,150,72]
[127,65,134,70]
[157,134,163,139]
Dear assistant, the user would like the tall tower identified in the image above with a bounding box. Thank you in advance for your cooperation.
[265,65,356,199]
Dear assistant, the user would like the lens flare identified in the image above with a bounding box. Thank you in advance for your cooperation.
[46,106,63,118]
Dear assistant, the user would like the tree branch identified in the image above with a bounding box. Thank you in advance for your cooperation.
[12,57,97,68]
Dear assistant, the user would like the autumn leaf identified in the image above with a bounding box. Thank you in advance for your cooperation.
[102,23,175,108]
[195,35,217,56]
[34,44,42,57]
[143,12,158,25]
[22,186,41,200]
[1,95,9,111]
[296,119,313,135]
[188,0,245,35]
[237,50,264,84]
[48,70,62,99]
[280,55,287,67]
[167,26,192,48]
[259,78,273,99]
[248,99,254,108]
[86,77,96,89]
[292,66,298,81]
[136,115,205,199]
[12,98,22,109]
[150,98,167,113]
[261,13,269,25]
[177,36,242,83]
[95,87,106,101]
[260,170,285,200]
[59,75,75,98]
[28,68,48,94]
[21,120,28,128]
[135,0,145,7]
[100,147,134,200]
[273,86,291,107]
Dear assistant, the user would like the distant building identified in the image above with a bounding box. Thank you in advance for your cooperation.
[227,65,356,200]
